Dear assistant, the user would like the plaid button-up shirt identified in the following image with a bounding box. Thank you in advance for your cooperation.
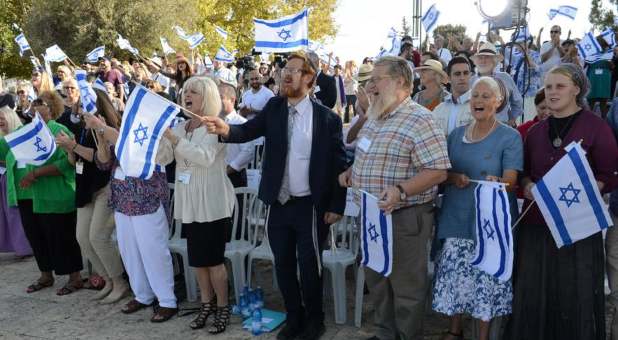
[351,97,450,207]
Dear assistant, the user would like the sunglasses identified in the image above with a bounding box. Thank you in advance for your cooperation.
[550,30,561,34]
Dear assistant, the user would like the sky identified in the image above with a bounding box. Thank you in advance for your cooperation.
[325,0,615,63]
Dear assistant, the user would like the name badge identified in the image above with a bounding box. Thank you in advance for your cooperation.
[178,171,191,184]
[357,137,371,152]
[0,166,6,175]
[314,85,321,93]
[75,160,84,175]
[595,69,604,75]
[113,167,126,181]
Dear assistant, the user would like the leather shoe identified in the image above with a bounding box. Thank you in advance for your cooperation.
[298,319,325,340]
[277,320,304,340]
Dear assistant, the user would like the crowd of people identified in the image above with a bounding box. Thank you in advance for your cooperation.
[0,22,618,340]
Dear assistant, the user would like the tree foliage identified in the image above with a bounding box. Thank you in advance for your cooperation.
[433,24,468,41]
[401,17,411,37]
[0,0,33,78]
[589,0,618,30]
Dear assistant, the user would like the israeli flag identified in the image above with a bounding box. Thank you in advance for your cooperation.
[254,8,309,53]
[556,5,577,20]
[577,32,603,60]
[186,32,205,50]
[585,50,614,64]
[14,33,30,57]
[548,8,559,20]
[173,25,190,40]
[360,191,393,277]
[512,27,530,43]
[215,25,228,40]
[159,37,175,55]
[117,34,139,55]
[75,70,98,114]
[214,46,234,63]
[470,181,513,281]
[532,142,613,248]
[92,77,108,94]
[204,55,213,68]
[601,29,616,48]
[421,4,440,33]
[5,113,57,166]
[386,27,401,56]
[44,44,68,62]
[115,85,179,179]
[86,46,105,63]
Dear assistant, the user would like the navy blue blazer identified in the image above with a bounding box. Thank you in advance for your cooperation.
[224,96,347,215]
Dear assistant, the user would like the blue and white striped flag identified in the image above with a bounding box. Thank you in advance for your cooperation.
[44,44,68,63]
[214,45,234,63]
[117,34,139,55]
[186,32,205,50]
[556,5,578,20]
[512,27,531,43]
[172,25,190,40]
[601,29,616,48]
[532,142,613,248]
[5,113,57,166]
[585,50,614,64]
[421,4,440,33]
[254,8,309,53]
[159,37,175,55]
[548,8,559,20]
[386,27,401,56]
[470,181,513,281]
[115,85,179,179]
[577,32,603,60]
[360,191,393,277]
[75,70,98,114]
[215,25,228,40]
[86,46,105,63]
[14,33,30,57]
[92,77,108,94]
[204,55,213,68]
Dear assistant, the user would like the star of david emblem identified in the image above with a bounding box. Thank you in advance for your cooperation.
[133,123,148,146]
[558,182,581,207]
[33,136,47,153]
[482,219,495,240]
[278,28,292,41]
[585,44,592,51]
[368,222,380,243]
[426,13,434,21]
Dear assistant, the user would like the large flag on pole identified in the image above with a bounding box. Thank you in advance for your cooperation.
[532,142,613,248]
[86,46,105,63]
[5,113,57,166]
[14,33,31,57]
[556,5,578,20]
[159,37,175,55]
[421,4,440,33]
[253,8,309,53]
[115,86,179,179]
[44,44,68,62]
[75,70,98,114]
[360,190,393,277]
[470,181,513,281]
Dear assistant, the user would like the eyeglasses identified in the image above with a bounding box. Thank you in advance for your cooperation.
[31,100,47,107]
[367,75,392,84]
[282,67,303,75]
[550,30,561,34]
[63,86,77,90]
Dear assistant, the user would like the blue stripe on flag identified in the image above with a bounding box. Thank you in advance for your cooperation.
[362,193,369,267]
[253,10,307,28]
[379,211,390,275]
[536,179,572,244]
[138,105,177,179]
[499,188,510,245]
[7,120,44,148]
[491,188,507,278]
[116,88,147,163]
[567,148,611,229]
[254,39,309,49]
[471,185,484,266]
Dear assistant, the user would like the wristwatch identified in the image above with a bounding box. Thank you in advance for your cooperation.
[396,184,406,201]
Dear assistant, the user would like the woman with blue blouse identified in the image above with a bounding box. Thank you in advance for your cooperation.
[432,77,523,340]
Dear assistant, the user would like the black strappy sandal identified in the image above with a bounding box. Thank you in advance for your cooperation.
[208,305,231,334]
[189,298,217,329]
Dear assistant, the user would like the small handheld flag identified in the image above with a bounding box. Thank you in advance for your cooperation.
[117,34,139,55]
[75,70,98,114]
[5,113,57,166]
[577,32,603,61]
[44,44,68,63]
[186,32,205,50]
[86,46,105,63]
[360,190,393,277]
[214,46,234,63]
[14,33,31,57]
[159,37,175,55]
[556,5,578,20]
[215,25,228,40]
[421,4,440,33]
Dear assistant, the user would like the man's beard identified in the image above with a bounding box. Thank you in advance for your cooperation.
[282,82,303,98]
[367,84,398,119]
[251,82,261,90]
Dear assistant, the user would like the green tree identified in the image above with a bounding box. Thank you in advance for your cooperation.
[0,0,33,78]
[433,24,468,42]
[589,0,618,30]
[401,17,411,37]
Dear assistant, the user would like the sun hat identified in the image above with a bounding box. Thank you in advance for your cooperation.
[414,59,448,83]
[355,63,374,82]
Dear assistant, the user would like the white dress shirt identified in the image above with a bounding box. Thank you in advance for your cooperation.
[287,95,313,197]
[241,86,275,111]
[224,111,255,171]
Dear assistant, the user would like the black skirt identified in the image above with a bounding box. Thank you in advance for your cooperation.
[505,223,605,340]
[182,218,231,267]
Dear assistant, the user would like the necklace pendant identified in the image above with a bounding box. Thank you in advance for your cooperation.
[553,137,562,148]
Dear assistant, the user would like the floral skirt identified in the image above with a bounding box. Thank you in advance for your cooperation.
[432,238,512,321]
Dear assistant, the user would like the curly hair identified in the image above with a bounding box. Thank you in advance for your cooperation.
[36,91,65,120]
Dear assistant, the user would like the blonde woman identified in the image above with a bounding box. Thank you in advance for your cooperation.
[0,106,31,257]
[31,68,55,97]
[163,76,235,333]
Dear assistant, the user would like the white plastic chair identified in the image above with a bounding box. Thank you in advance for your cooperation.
[225,187,258,305]
[166,183,199,302]
[246,198,278,289]
[322,215,359,324]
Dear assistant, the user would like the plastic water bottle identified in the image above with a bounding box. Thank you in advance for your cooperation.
[240,294,251,318]
[255,286,264,308]
[249,289,258,311]
[251,308,263,335]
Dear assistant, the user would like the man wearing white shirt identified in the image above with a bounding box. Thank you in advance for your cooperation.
[432,57,474,136]
[540,25,565,73]
[434,34,453,65]
[240,69,275,118]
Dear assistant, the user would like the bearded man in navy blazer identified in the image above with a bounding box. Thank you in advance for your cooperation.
[204,51,347,340]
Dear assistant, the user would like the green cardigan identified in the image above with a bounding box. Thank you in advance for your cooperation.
[0,120,76,214]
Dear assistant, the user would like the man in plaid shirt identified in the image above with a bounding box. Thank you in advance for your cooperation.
[339,56,450,340]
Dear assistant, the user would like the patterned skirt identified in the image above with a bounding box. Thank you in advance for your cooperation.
[432,238,512,321]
